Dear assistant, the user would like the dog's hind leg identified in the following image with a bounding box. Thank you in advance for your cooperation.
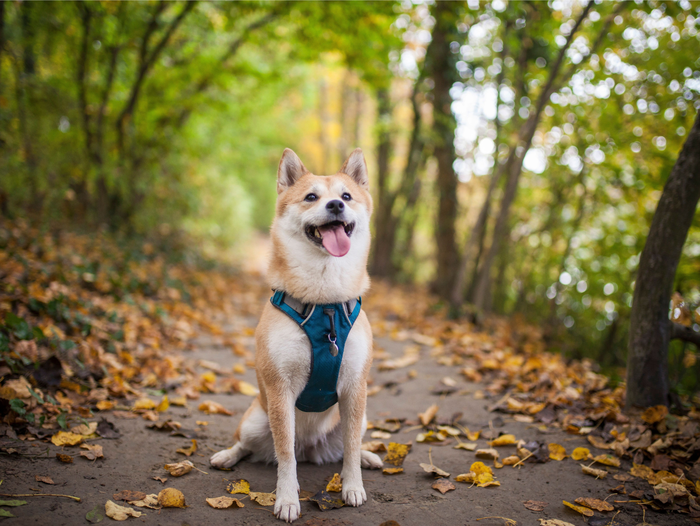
[210,442,250,469]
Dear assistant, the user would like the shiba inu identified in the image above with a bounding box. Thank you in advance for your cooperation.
[210,148,381,522]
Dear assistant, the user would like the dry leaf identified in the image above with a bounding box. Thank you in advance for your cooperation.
[538,521,575,526]
[581,464,608,479]
[418,404,438,426]
[574,497,614,511]
[35,475,55,484]
[152,476,167,484]
[113,490,147,502]
[462,428,480,441]
[641,405,668,424]
[249,492,276,506]
[563,500,593,517]
[206,496,244,509]
[128,494,159,509]
[548,443,567,461]
[417,431,447,443]
[198,400,233,416]
[176,439,197,457]
[593,454,620,467]
[571,447,590,461]
[371,430,392,440]
[587,435,613,450]
[362,441,387,453]
[156,396,169,412]
[158,488,186,508]
[51,431,83,447]
[475,448,499,460]
[80,443,104,460]
[226,479,250,495]
[455,461,499,487]
[105,500,142,521]
[383,467,404,475]
[432,479,455,494]
[132,398,156,411]
[71,422,98,435]
[326,473,342,493]
[420,463,450,478]
[56,453,73,463]
[309,490,345,511]
[236,381,259,397]
[453,442,477,451]
[384,442,411,466]
[630,463,655,481]
[523,500,548,512]
[502,455,520,466]
[96,400,115,411]
[164,460,194,477]
[490,434,517,447]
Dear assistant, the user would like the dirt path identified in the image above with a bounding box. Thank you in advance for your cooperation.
[0,321,690,525]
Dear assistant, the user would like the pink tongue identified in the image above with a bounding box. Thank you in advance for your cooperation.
[319,224,351,257]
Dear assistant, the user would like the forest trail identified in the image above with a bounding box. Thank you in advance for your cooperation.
[0,265,692,526]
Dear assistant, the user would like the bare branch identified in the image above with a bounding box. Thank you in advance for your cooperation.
[670,322,700,348]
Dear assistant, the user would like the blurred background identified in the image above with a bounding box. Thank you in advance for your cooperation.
[0,1,699,392]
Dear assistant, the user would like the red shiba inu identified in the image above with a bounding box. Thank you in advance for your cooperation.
[210,148,381,522]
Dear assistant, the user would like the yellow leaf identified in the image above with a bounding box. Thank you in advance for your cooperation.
[563,500,594,517]
[176,439,197,457]
[170,396,187,407]
[648,470,678,485]
[237,381,259,396]
[206,496,244,509]
[382,467,403,475]
[630,463,655,481]
[419,463,450,478]
[490,434,517,447]
[463,428,480,441]
[96,400,115,411]
[132,398,156,411]
[226,479,250,495]
[164,460,194,477]
[51,431,83,447]
[593,454,620,468]
[249,492,276,506]
[470,462,493,476]
[455,473,476,483]
[641,405,668,424]
[502,455,520,466]
[198,400,233,415]
[581,464,608,479]
[475,448,499,460]
[548,443,567,461]
[326,473,342,492]
[418,404,439,426]
[453,442,477,451]
[574,497,614,511]
[158,488,186,508]
[384,442,412,466]
[156,396,169,412]
[233,364,246,375]
[571,447,590,461]
[105,500,142,520]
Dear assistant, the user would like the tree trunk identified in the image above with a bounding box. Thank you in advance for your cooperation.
[425,1,460,299]
[626,111,700,408]
[371,88,394,277]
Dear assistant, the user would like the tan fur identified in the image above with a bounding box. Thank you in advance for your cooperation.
[210,148,380,523]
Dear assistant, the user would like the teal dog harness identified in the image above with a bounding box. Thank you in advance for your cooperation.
[270,290,362,412]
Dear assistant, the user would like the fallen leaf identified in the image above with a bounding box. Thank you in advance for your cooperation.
[641,405,668,424]
[0,510,14,518]
[538,520,575,526]
[453,442,477,451]
[35,475,55,485]
[361,441,387,453]
[593,454,620,468]
[475,448,499,460]
[226,479,250,495]
[206,496,244,509]
[164,460,194,477]
[71,422,98,435]
[85,504,103,523]
[571,447,591,461]
[490,434,517,447]
[581,464,608,479]
[96,400,114,411]
[0,500,27,506]
[158,488,186,508]
[462,428,480,441]
[384,442,411,466]
[152,476,168,484]
[420,463,450,478]
[574,497,614,511]
[249,492,276,506]
[326,473,342,493]
[156,396,169,412]
[432,479,455,494]
[128,494,159,509]
[309,490,344,511]
[105,500,142,520]
[523,500,548,511]
[176,439,197,456]
[237,381,259,397]
[132,398,156,411]
[56,453,73,463]
[198,400,233,416]
[418,404,438,426]
[113,490,147,502]
[455,461,499,487]
[630,463,655,481]
[148,420,182,432]
[96,419,121,439]
[80,443,104,460]
[51,431,83,447]
[613,473,633,482]
[383,467,404,475]
[417,430,447,443]
[587,435,613,450]
[502,455,520,466]
[371,430,392,440]
[563,500,594,517]
[170,396,187,407]
[548,443,567,461]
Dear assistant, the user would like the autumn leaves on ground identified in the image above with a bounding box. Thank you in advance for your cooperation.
[1,222,700,526]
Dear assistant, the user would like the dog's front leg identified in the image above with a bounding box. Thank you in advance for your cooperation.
[339,385,367,506]
[268,389,301,522]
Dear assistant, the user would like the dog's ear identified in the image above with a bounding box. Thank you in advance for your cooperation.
[339,148,369,189]
[277,148,308,194]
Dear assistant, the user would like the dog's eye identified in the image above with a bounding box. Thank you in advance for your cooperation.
[341,193,352,201]
[304,193,317,202]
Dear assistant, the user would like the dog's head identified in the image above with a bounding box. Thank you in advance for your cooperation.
[273,148,373,259]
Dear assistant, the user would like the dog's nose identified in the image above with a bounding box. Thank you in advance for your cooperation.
[326,200,344,215]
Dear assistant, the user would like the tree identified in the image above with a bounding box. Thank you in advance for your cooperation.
[626,110,700,408]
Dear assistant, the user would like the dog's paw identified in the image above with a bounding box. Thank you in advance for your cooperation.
[274,497,301,523]
[209,449,237,469]
[360,450,383,469]
[342,485,367,507]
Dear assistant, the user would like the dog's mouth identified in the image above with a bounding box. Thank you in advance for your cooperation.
[305,220,355,257]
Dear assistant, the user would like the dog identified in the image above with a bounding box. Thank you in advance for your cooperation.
[210,148,382,522]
